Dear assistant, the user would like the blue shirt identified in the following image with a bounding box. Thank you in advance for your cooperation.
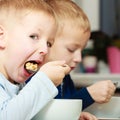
[55,74,94,110]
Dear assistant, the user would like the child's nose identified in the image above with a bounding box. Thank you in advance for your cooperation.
[75,57,82,63]
[38,44,48,55]
[74,54,82,63]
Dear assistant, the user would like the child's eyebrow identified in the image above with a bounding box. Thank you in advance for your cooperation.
[49,37,55,41]
[37,28,42,32]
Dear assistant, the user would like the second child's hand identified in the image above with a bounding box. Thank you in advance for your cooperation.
[87,80,116,103]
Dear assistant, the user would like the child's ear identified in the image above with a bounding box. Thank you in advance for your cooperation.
[0,25,6,49]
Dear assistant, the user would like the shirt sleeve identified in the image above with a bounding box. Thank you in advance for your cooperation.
[71,87,94,110]
[0,71,58,120]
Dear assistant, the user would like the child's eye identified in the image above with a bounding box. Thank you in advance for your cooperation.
[30,35,38,40]
[68,48,75,53]
[47,41,52,48]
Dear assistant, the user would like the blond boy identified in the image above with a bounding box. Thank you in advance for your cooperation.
[0,0,70,119]
[45,0,115,119]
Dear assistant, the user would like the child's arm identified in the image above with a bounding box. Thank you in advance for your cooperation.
[0,61,70,120]
[0,72,57,120]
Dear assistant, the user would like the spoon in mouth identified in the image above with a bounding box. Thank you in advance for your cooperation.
[24,61,39,74]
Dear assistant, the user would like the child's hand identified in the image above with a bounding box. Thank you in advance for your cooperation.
[87,80,116,103]
[79,112,98,120]
[40,61,70,86]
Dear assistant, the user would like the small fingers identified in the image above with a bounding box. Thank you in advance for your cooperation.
[62,64,71,75]
[105,94,112,102]
[92,115,98,120]
[109,82,116,95]
[79,112,98,120]
[106,80,116,97]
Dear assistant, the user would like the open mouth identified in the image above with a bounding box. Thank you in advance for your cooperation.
[24,60,39,74]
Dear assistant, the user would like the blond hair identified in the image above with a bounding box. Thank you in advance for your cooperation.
[0,0,56,25]
[46,0,90,33]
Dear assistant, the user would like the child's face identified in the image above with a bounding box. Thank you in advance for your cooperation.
[46,22,90,72]
[1,11,57,83]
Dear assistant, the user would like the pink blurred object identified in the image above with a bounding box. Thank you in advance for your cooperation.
[107,46,120,73]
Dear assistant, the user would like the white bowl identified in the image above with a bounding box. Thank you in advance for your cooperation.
[84,96,120,119]
[32,99,82,120]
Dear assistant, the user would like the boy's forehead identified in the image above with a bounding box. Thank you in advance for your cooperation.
[61,21,87,35]
[58,19,89,32]
[57,22,90,48]
[0,0,55,22]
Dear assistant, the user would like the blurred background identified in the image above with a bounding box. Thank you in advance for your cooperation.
[73,0,120,74]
